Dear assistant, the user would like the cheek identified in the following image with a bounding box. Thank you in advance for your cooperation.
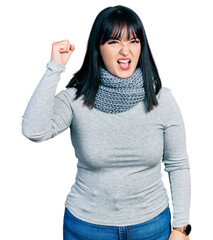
[100,47,116,68]
[133,46,141,62]
[100,47,110,64]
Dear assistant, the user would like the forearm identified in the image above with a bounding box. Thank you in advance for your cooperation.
[169,168,191,228]
[22,60,66,141]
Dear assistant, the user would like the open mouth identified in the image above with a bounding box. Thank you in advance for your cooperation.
[117,59,131,70]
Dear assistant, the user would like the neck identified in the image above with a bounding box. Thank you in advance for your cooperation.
[93,67,145,114]
[100,67,144,89]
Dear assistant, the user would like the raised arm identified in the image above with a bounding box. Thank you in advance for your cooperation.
[22,40,75,142]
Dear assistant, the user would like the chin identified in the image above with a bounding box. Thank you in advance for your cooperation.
[115,69,135,79]
[118,73,133,78]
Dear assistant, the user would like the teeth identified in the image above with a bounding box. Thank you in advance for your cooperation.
[118,60,130,63]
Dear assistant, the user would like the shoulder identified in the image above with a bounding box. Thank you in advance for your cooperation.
[157,86,172,100]
[156,86,178,107]
[156,86,181,114]
[64,87,78,97]
[55,87,79,105]
[156,86,184,123]
[57,87,77,98]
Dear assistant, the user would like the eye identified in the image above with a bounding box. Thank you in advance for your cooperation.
[130,39,140,44]
[108,39,119,45]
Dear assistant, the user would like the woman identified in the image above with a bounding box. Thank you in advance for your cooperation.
[22,5,191,240]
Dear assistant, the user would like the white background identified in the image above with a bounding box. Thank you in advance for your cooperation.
[0,0,212,239]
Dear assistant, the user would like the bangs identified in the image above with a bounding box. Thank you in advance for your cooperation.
[99,11,143,45]
[100,23,138,44]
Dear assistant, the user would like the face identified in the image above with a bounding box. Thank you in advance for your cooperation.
[100,28,141,78]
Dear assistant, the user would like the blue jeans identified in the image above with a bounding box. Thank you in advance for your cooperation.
[63,206,171,240]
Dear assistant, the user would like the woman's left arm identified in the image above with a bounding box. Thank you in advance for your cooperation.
[161,89,191,239]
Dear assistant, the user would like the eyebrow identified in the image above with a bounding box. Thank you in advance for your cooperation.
[109,36,139,41]
[130,37,139,40]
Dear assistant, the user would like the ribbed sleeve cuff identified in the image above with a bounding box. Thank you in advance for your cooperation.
[46,59,66,73]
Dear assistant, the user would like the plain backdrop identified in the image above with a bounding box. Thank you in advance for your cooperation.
[0,0,212,239]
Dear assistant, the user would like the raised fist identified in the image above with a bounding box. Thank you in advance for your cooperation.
[51,39,75,65]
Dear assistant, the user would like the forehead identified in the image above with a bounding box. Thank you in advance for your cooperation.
[100,22,139,45]
[111,25,137,40]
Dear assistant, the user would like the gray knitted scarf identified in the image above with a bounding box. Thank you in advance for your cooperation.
[94,67,145,114]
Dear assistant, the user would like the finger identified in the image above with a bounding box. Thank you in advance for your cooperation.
[59,42,71,53]
[52,40,69,48]
[61,44,75,53]
[67,46,75,56]
[57,39,69,43]
[59,47,68,53]
[70,44,75,51]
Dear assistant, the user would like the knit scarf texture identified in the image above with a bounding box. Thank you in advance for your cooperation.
[94,67,145,114]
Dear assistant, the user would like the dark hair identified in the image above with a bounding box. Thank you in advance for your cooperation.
[66,5,162,112]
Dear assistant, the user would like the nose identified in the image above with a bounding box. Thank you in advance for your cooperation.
[119,43,130,56]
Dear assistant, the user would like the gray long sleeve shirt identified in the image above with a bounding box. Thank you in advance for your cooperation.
[22,59,191,228]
